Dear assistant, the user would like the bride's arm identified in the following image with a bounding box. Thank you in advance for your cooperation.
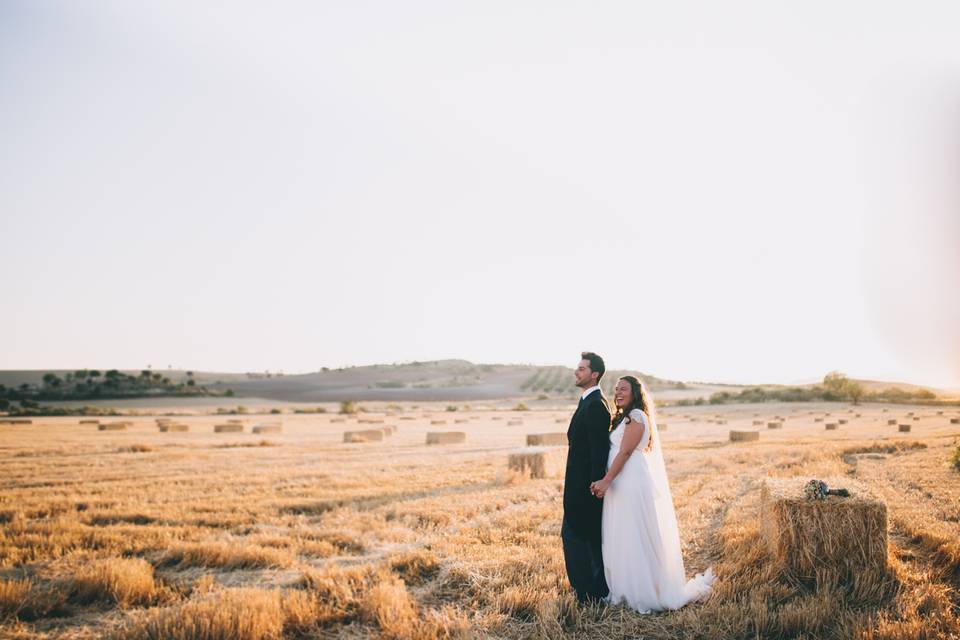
[590,412,645,497]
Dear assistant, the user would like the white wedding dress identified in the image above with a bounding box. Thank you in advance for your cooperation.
[602,408,716,613]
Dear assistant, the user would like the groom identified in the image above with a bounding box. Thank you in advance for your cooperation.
[562,351,611,603]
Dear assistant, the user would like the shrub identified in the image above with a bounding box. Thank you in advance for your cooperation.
[513,403,529,412]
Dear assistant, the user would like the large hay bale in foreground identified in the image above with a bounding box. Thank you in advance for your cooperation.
[898,424,911,432]
[760,477,887,583]
[508,447,566,479]
[99,423,128,431]
[426,431,466,445]
[252,424,282,434]
[159,423,189,432]
[526,433,566,446]
[951,418,959,424]
[214,424,244,433]
[730,430,759,442]
[343,429,384,443]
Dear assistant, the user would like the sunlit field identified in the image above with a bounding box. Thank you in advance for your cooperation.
[1,402,958,639]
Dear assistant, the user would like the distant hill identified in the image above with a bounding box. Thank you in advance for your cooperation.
[0,362,950,403]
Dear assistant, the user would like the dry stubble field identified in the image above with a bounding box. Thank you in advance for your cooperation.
[1,402,959,639]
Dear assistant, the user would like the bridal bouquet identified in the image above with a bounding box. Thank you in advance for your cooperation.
[802,479,850,500]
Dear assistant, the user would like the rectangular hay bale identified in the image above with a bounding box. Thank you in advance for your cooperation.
[99,423,127,431]
[898,424,911,432]
[214,424,244,433]
[343,429,384,443]
[252,425,282,434]
[760,477,887,583]
[729,430,759,442]
[508,447,567,479]
[526,433,566,446]
[159,423,189,432]
[426,431,466,445]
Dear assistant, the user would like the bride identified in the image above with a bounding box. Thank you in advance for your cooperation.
[589,375,715,613]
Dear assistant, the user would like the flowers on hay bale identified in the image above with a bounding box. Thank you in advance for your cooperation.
[508,447,567,479]
[760,477,887,585]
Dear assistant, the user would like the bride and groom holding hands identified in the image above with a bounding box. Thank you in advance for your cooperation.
[562,352,715,613]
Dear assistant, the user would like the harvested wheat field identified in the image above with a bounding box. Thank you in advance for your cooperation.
[1,402,959,639]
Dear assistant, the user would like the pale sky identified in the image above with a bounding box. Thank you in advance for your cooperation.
[2,2,958,389]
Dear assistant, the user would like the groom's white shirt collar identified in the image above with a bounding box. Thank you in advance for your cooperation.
[580,385,600,400]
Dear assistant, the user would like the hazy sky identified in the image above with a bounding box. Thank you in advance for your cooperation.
[2,2,958,388]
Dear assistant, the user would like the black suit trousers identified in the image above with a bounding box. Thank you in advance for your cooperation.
[561,516,609,602]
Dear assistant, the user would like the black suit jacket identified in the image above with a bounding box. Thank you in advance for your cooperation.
[562,388,611,544]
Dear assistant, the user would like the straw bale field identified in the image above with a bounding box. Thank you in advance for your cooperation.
[1,402,958,638]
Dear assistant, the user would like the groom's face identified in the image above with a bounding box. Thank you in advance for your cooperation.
[574,359,598,389]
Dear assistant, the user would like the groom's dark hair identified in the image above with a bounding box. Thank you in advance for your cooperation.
[580,351,605,382]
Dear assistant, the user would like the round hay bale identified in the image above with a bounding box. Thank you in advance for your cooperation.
[99,423,127,431]
[760,477,887,583]
[825,423,838,430]
[508,447,566,479]
[898,424,911,432]
[729,430,759,442]
[159,423,189,432]
[252,424,282,434]
[343,429,384,443]
[767,422,783,429]
[426,431,466,445]
[507,420,523,426]
[526,433,566,446]
[214,424,244,433]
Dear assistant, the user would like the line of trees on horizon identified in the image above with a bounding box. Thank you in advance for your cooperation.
[0,369,235,413]
[677,371,938,406]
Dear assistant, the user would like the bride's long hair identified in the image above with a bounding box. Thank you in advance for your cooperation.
[612,375,656,452]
